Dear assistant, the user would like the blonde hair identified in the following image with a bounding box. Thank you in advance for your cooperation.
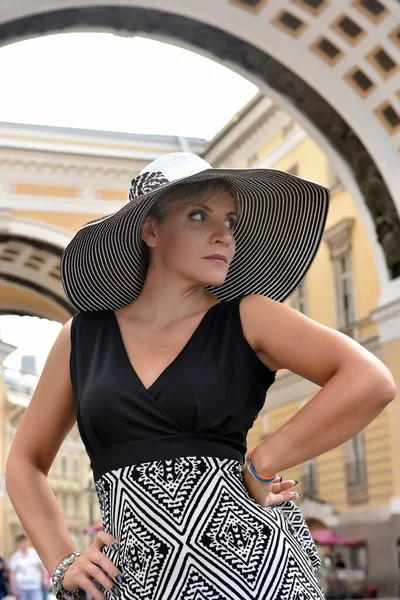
[149,178,238,220]
[141,179,238,276]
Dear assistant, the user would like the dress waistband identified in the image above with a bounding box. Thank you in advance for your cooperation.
[91,435,244,481]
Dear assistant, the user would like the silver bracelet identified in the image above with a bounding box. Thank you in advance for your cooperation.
[51,552,86,600]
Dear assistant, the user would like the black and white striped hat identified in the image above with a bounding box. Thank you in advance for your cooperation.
[60,152,330,312]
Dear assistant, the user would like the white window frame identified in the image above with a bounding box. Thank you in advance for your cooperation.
[324,218,356,330]
[302,457,318,497]
[345,433,367,486]
[334,251,356,328]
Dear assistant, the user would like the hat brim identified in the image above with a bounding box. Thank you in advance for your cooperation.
[60,168,330,311]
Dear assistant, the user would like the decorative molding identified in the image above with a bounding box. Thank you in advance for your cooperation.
[0,155,135,184]
[324,217,355,259]
[0,135,167,161]
[0,122,205,159]
[0,194,125,215]
[219,111,292,168]
[253,127,308,168]
[203,95,293,167]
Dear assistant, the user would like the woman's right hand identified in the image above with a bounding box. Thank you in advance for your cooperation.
[62,532,123,600]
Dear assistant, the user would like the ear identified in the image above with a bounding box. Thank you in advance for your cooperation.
[141,216,158,248]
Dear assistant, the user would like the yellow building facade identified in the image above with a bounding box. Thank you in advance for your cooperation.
[205,93,399,595]
[0,97,399,592]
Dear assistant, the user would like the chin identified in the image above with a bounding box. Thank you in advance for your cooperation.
[190,265,228,288]
[201,276,227,288]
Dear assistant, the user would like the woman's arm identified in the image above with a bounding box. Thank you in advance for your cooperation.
[6,320,78,573]
[5,321,123,600]
[240,294,396,476]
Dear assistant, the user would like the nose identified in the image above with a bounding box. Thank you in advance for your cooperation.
[210,222,233,246]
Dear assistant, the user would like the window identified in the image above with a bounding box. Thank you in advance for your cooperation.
[291,280,308,314]
[335,252,356,327]
[61,456,67,477]
[346,433,367,486]
[302,458,318,498]
[324,219,356,329]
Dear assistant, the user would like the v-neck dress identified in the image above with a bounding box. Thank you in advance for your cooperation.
[70,298,324,600]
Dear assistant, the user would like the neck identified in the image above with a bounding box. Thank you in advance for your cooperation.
[122,268,216,324]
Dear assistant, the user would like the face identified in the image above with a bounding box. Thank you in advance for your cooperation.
[142,191,237,287]
[17,539,28,551]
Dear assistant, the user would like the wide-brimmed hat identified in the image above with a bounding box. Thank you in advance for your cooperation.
[60,152,330,312]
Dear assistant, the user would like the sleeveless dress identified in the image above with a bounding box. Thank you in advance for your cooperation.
[70,298,324,600]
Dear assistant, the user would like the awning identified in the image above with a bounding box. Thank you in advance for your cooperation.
[311,528,365,547]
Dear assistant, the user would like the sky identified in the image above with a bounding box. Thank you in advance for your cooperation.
[0,32,258,369]
[0,32,258,140]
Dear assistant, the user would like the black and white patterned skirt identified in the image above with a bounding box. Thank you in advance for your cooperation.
[95,457,324,600]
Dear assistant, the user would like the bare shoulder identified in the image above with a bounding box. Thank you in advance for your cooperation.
[6,317,76,474]
[238,294,387,387]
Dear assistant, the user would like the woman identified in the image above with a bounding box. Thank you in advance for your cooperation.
[6,153,396,600]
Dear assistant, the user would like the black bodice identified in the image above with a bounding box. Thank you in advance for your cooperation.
[70,298,276,480]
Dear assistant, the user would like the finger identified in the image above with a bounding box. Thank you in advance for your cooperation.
[94,531,120,552]
[86,564,120,597]
[88,547,122,584]
[271,479,297,493]
[266,491,302,506]
[83,576,107,600]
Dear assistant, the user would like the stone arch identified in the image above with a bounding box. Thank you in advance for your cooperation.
[0,1,399,300]
[0,215,74,320]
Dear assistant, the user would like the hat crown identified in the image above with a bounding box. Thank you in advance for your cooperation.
[129,153,211,202]
[139,152,211,180]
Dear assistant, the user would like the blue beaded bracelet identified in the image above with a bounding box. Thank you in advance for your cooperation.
[245,449,278,483]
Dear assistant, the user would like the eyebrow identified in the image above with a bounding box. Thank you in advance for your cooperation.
[192,204,238,217]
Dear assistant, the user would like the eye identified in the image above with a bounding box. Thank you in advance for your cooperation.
[225,217,237,230]
[188,210,206,221]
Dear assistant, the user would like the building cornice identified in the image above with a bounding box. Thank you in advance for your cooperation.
[0,122,205,159]
[324,217,355,259]
[0,154,136,185]
[253,127,307,168]
[0,194,125,215]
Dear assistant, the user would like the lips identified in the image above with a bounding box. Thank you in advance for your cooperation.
[204,254,228,264]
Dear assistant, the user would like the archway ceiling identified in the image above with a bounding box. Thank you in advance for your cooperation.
[0,0,399,280]
[0,235,75,316]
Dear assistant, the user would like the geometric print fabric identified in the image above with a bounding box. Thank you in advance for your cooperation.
[95,457,325,600]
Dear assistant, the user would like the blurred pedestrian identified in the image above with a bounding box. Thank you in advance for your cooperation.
[9,534,46,600]
[0,551,8,600]
[334,553,347,569]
